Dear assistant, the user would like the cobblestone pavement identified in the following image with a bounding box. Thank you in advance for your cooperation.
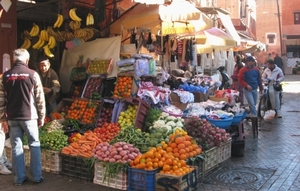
[0,75,299,191]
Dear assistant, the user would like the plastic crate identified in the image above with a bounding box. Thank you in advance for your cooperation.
[186,154,205,181]
[93,161,127,190]
[218,139,232,163]
[81,75,105,99]
[203,146,218,173]
[68,80,86,99]
[128,167,160,191]
[101,77,117,98]
[61,154,94,181]
[5,145,30,166]
[41,149,61,174]
[70,67,87,81]
[156,168,198,191]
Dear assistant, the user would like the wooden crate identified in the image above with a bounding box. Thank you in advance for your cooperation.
[156,168,198,191]
[93,161,127,190]
[41,149,61,174]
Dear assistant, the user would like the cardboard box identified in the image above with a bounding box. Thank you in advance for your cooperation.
[193,92,208,102]
[208,95,229,102]
[170,92,189,111]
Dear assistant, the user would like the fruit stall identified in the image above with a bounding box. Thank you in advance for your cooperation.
[4,52,246,191]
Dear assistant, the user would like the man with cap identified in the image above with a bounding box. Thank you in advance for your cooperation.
[36,57,61,115]
[238,56,263,116]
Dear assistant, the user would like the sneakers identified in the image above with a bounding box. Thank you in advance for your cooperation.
[0,163,12,175]
[4,161,12,170]
[277,113,282,118]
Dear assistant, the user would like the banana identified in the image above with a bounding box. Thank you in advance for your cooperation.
[32,37,45,49]
[43,45,54,58]
[69,8,82,22]
[89,13,94,25]
[53,14,63,28]
[40,30,49,41]
[48,36,56,49]
[20,38,31,49]
[29,23,40,37]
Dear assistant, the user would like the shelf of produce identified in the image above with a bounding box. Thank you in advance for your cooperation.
[5,145,30,166]
[81,75,105,100]
[156,167,198,191]
[86,59,113,75]
[217,139,232,163]
[41,149,61,174]
[93,161,127,190]
[61,154,94,182]
[95,99,115,127]
[128,167,160,191]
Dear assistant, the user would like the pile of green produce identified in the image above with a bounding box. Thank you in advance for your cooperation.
[144,108,162,132]
[40,130,68,151]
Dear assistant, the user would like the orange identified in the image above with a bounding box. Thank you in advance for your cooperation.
[170,142,177,149]
[163,165,171,171]
[179,154,187,160]
[179,160,186,167]
[175,137,184,144]
[173,148,179,153]
[173,152,180,158]
[179,149,186,154]
[158,161,164,167]
[153,162,158,168]
[177,143,185,150]
[165,158,173,165]
[146,161,153,168]
[166,147,173,153]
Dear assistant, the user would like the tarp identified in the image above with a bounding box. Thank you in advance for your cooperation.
[110,3,213,35]
[59,36,121,94]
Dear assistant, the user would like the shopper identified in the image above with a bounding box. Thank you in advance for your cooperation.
[262,60,284,118]
[36,57,61,115]
[1,48,46,185]
[238,56,263,116]
[274,54,285,75]
[231,54,244,105]
[0,125,11,175]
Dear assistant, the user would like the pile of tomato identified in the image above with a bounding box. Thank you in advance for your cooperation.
[93,123,121,142]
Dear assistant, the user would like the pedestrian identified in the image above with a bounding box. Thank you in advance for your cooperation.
[231,54,244,105]
[36,57,61,115]
[238,56,263,116]
[274,54,285,75]
[262,60,284,118]
[1,48,46,185]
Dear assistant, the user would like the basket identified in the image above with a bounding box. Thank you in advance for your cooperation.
[217,139,232,163]
[93,161,127,190]
[156,168,198,191]
[128,167,160,191]
[70,67,87,81]
[231,113,243,126]
[61,154,94,181]
[5,146,30,166]
[203,146,218,173]
[41,149,61,174]
[207,117,233,129]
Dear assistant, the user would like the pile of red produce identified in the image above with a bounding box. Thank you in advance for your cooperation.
[94,123,120,142]
[93,142,140,163]
[184,116,231,150]
[96,105,114,127]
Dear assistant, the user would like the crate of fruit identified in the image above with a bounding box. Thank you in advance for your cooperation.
[61,154,94,181]
[203,146,218,173]
[128,167,160,191]
[95,99,115,127]
[41,149,61,174]
[156,167,198,191]
[217,139,232,163]
[93,161,127,190]
[86,59,113,75]
[68,80,86,99]
[81,75,105,100]
[101,77,117,98]
[113,75,134,99]
[5,145,30,166]
[70,67,87,81]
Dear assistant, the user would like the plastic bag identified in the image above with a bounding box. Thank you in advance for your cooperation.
[134,59,149,77]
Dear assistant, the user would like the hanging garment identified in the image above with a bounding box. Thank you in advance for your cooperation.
[192,43,197,66]
[201,53,207,70]
[185,39,193,62]
[177,40,183,55]
[227,49,235,77]
[181,39,187,63]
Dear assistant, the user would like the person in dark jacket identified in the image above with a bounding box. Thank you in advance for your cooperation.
[0,48,46,186]
[36,57,61,115]
[274,54,284,75]
[238,56,263,116]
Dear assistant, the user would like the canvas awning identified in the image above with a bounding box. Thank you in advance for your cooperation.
[204,27,237,50]
[217,11,241,45]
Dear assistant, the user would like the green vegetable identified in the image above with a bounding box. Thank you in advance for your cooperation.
[144,108,162,132]
[101,162,128,183]
[40,130,68,151]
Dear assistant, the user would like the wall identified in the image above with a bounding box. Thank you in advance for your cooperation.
[0,2,17,73]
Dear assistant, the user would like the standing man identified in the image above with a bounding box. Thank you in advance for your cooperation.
[36,57,60,115]
[262,60,284,118]
[274,54,284,75]
[238,56,263,116]
[1,49,46,185]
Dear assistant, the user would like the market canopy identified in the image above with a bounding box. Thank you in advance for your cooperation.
[110,3,213,35]
[204,27,237,51]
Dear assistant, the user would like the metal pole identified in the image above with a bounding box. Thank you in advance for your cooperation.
[276,0,283,55]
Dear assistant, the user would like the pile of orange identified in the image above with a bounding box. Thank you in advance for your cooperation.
[66,100,88,120]
[130,132,202,176]
[113,76,133,98]
[81,101,100,124]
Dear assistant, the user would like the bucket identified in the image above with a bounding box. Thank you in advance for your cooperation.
[231,140,245,157]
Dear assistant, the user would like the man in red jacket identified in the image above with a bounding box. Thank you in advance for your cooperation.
[238,56,263,116]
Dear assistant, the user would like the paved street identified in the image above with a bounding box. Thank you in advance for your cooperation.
[0,75,299,191]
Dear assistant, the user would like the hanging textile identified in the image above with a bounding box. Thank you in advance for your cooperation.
[185,39,193,62]
[206,53,213,69]
[192,42,197,66]
[201,53,207,70]
[213,51,221,69]
[227,49,235,77]
[221,50,227,60]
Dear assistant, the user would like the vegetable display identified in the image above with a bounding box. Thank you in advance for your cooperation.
[144,108,162,132]
[117,104,138,129]
[96,104,114,127]
[185,116,230,150]
[94,123,120,142]
[40,130,68,151]
[113,76,133,98]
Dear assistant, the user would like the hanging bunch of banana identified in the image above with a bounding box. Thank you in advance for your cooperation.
[47,36,56,49]
[81,28,95,41]
[62,31,75,41]
[40,30,49,41]
[32,34,46,49]
[69,21,81,30]
[43,45,54,58]
[69,8,82,22]
[54,31,66,42]
[53,14,64,28]
[86,13,94,26]
[29,23,40,37]
[20,38,32,50]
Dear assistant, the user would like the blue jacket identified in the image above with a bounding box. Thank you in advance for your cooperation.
[238,64,263,91]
